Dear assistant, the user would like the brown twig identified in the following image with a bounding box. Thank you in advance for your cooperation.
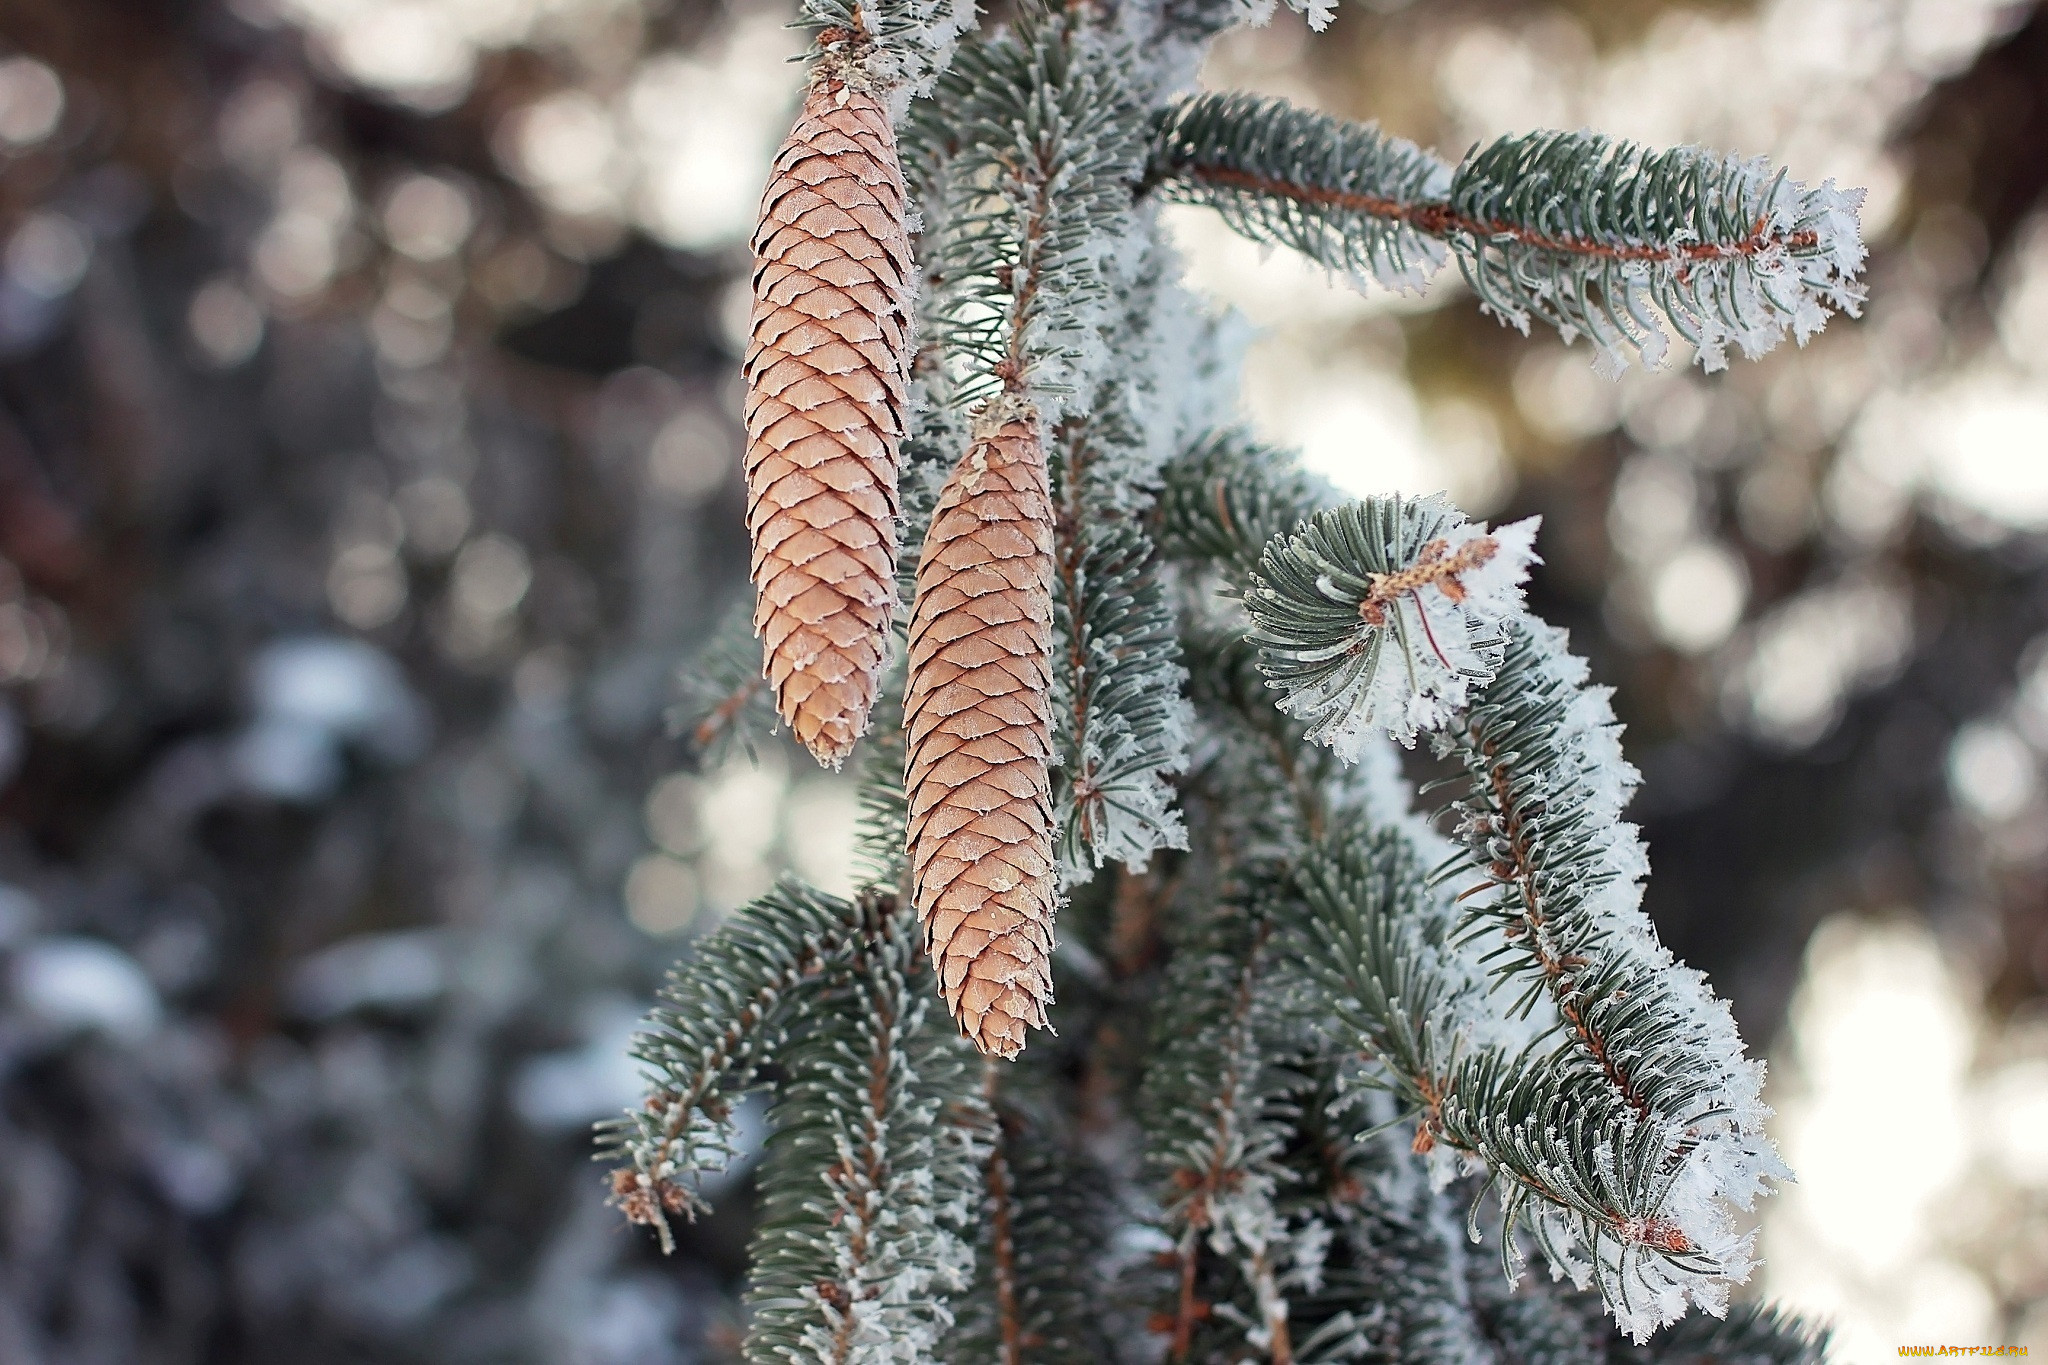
[692,675,765,751]
[1469,735,1654,1125]
[1168,920,1278,1360]
[1359,535,1498,627]
[1179,164,1820,265]
[1053,416,1100,845]
[611,928,842,1251]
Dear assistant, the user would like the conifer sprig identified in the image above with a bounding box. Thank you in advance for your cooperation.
[797,0,975,97]
[1246,496,1540,754]
[1049,513,1191,883]
[1286,824,1759,1341]
[916,21,1147,412]
[1139,886,1300,1364]
[1155,430,1331,583]
[669,603,779,768]
[1151,96,1867,373]
[602,882,876,1249]
[1432,621,1787,1317]
[944,1072,1119,1363]
[1150,94,1452,294]
[744,890,988,1363]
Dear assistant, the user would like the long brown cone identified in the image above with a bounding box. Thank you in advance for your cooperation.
[903,407,1059,1059]
[744,75,912,769]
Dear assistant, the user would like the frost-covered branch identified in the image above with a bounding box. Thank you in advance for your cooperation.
[1049,473,1190,883]
[1049,515,1191,881]
[745,890,988,1363]
[1140,880,1302,1363]
[1150,94,1452,294]
[602,881,869,1248]
[1287,822,1766,1341]
[1246,496,1540,754]
[1432,620,1788,1332]
[1152,96,1866,373]
[915,19,1147,412]
[1155,430,1332,583]
[944,1069,1118,1363]
[1446,131,1866,373]
[799,0,976,100]
[668,602,779,767]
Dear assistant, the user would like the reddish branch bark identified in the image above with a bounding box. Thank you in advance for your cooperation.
[1180,163,1819,265]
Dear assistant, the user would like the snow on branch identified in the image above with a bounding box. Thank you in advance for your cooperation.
[668,602,778,768]
[916,19,1148,414]
[1245,495,1540,754]
[799,0,976,99]
[1150,96,1867,373]
[602,881,870,1248]
[1048,515,1191,884]
[944,1074,1119,1362]
[1155,429,1333,582]
[744,889,988,1363]
[1150,94,1452,293]
[1288,821,1771,1342]
[1139,883,1301,1363]
[1432,620,1789,1336]
[1446,131,1867,374]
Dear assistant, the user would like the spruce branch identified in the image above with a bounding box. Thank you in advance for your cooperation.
[1140,879,1303,1363]
[1430,619,1788,1334]
[1630,1300,1830,1365]
[1287,821,1766,1342]
[1151,97,1866,373]
[916,19,1148,413]
[745,889,989,1364]
[944,1065,1120,1364]
[1285,821,1490,1158]
[797,0,976,99]
[1048,506,1191,884]
[670,602,780,767]
[1155,430,1332,583]
[1445,131,1867,374]
[1150,94,1453,294]
[1183,627,1341,848]
[854,683,911,886]
[602,881,872,1250]
[1319,1089,1505,1365]
[1246,496,1540,755]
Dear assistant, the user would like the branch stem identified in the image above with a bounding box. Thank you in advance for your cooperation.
[1176,163,1819,265]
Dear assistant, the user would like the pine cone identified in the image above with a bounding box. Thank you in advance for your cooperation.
[903,408,1059,1059]
[744,75,913,768]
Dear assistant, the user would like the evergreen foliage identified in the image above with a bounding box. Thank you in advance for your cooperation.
[609,0,1867,1356]
[1151,96,1867,374]
[1151,94,1452,293]
[1047,514,1190,882]
[743,891,986,1363]
[1246,497,1540,753]
[671,602,780,767]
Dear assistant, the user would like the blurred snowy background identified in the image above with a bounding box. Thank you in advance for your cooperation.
[0,0,2044,1359]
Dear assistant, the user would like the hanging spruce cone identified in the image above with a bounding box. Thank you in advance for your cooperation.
[744,71,913,768]
[903,405,1058,1059]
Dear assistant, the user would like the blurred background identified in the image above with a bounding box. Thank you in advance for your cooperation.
[0,0,2042,1359]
